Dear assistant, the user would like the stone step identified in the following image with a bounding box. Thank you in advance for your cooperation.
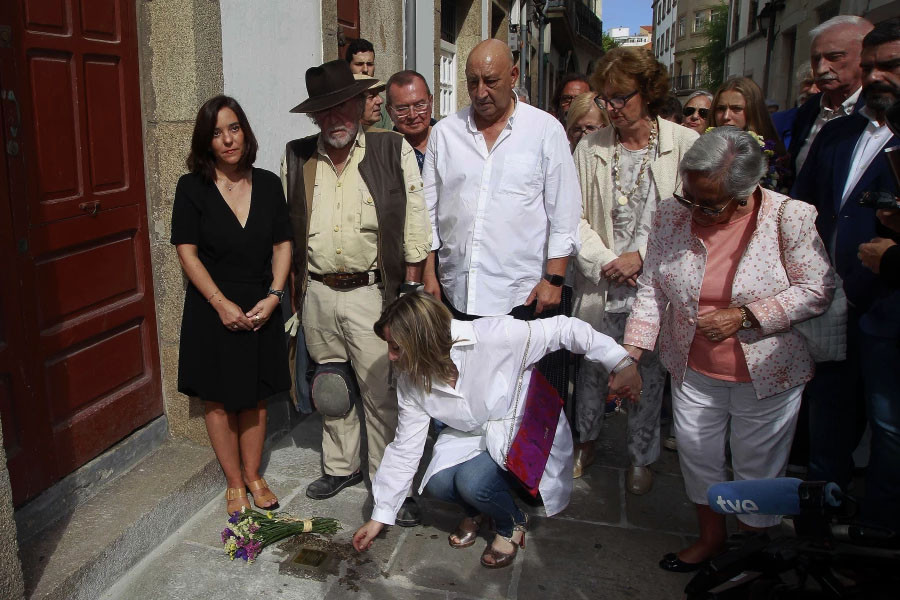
[18,438,223,600]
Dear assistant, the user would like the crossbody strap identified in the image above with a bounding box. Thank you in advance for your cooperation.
[775,198,790,264]
[504,322,532,466]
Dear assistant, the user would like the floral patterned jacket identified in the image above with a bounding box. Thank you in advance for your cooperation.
[623,188,835,400]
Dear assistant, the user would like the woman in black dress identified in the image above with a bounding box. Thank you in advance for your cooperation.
[171,96,292,515]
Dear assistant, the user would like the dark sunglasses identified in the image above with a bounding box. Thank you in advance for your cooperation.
[673,191,735,216]
[682,106,709,119]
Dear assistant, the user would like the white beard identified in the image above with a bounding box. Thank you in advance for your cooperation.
[322,123,358,149]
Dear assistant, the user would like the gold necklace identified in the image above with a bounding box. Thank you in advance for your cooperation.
[611,122,658,207]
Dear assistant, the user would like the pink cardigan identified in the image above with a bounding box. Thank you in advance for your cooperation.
[624,188,835,400]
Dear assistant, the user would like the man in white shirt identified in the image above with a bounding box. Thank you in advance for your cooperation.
[790,16,873,176]
[422,39,581,320]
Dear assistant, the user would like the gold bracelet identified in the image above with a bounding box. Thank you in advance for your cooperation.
[207,290,220,303]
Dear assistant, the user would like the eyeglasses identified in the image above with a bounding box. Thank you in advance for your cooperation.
[682,106,709,119]
[594,90,639,111]
[569,124,601,137]
[673,191,736,216]
[390,100,430,117]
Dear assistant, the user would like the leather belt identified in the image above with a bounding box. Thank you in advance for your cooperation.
[309,270,381,289]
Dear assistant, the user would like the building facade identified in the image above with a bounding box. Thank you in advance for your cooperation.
[653,0,678,73]
[725,0,900,110]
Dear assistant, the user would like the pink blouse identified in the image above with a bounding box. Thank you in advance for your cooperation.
[688,208,757,382]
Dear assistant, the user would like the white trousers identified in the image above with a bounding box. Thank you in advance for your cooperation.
[673,368,803,528]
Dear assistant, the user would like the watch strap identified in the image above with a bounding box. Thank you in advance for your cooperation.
[543,273,565,287]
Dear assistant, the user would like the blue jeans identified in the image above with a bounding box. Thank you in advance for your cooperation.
[423,451,526,537]
[859,331,900,531]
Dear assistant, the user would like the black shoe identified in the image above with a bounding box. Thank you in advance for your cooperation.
[658,552,707,573]
[395,497,422,527]
[305,472,363,500]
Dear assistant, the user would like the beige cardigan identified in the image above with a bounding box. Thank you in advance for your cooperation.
[572,118,699,323]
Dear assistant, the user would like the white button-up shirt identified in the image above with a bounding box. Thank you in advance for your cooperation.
[370,315,629,525]
[423,100,582,316]
[795,87,861,174]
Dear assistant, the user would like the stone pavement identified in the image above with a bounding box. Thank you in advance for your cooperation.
[100,412,698,600]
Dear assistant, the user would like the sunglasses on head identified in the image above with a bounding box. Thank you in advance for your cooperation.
[682,106,709,118]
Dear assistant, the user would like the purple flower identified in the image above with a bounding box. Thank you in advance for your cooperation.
[221,528,235,544]
[228,512,240,524]
[234,547,248,561]
[249,523,260,533]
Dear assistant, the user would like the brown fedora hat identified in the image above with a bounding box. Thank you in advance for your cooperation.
[290,60,374,113]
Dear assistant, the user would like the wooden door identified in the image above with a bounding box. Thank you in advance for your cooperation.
[337,0,360,57]
[0,0,163,506]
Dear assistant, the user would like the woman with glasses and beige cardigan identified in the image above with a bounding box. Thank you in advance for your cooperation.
[571,47,698,493]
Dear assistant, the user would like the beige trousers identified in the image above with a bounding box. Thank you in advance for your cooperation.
[301,279,397,479]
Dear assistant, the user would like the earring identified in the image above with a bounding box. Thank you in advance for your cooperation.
[738,199,748,206]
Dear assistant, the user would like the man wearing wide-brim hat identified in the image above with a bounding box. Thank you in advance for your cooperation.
[353,73,388,132]
[280,59,430,526]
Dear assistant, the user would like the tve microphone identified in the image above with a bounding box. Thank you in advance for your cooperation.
[707,478,842,516]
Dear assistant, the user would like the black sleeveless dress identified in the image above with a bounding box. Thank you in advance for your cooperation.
[170,168,292,411]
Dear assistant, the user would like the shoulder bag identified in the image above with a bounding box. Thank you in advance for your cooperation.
[504,322,565,497]
[776,199,847,362]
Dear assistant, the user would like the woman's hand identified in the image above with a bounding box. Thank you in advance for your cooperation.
[622,344,644,361]
[352,520,385,552]
[601,252,643,285]
[696,308,742,342]
[609,362,642,403]
[214,297,254,331]
[246,295,282,331]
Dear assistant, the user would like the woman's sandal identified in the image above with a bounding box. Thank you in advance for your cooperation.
[449,515,484,549]
[246,478,279,510]
[480,515,528,569]
[225,487,251,516]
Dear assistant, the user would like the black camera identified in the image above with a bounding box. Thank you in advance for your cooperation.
[856,190,899,210]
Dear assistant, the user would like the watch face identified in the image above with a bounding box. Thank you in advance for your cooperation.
[742,319,752,329]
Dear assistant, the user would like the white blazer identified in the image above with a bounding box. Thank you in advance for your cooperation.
[370,315,629,524]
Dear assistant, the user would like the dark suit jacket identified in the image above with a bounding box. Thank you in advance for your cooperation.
[772,107,798,149]
[791,112,900,336]
[788,92,867,178]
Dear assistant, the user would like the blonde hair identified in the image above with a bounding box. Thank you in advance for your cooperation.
[374,293,458,393]
[565,92,609,132]
[709,76,785,154]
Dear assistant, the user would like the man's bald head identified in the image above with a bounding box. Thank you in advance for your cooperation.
[465,39,520,127]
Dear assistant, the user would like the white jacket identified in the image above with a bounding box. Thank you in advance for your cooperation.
[370,315,629,524]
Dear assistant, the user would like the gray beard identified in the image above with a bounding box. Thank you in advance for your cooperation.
[322,123,358,149]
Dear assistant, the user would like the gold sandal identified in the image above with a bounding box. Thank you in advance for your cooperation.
[480,515,527,569]
[246,478,279,509]
[449,515,484,549]
[225,487,251,516]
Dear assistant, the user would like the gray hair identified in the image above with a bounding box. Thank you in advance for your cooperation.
[680,127,766,199]
[513,86,530,103]
[685,90,713,104]
[809,15,871,44]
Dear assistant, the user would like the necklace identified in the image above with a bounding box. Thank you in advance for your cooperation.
[217,173,244,192]
[611,121,658,207]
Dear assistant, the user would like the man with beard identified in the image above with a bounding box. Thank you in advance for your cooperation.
[790,16,873,177]
[791,18,900,531]
[281,60,431,525]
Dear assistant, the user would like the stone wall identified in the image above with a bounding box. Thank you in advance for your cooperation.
[0,426,25,600]
[360,0,405,82]
[137,0,225,444]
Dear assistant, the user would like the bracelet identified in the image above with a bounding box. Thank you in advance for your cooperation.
[207,290,220,303]
[611,355,636,374]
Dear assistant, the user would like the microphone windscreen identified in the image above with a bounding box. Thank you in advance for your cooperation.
[707,478,803,516]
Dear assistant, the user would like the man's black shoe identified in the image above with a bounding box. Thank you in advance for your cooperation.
[305,471,363,500]
[395,497,421,527]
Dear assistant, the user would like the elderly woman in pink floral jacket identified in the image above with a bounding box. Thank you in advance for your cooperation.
[623,127,835,573]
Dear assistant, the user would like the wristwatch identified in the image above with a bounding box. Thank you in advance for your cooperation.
[398,281,424,295]
[739,306,753,329]
[543,273,565,287]
[611,355,636,374]
[268,288,285,300]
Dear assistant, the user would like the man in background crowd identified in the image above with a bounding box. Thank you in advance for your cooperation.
[386,70,436,173]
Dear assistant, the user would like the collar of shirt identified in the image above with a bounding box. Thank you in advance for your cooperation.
[427,320,477,396]
[465,96,520,135]
[859,105,887,127]
[820,87,861,119]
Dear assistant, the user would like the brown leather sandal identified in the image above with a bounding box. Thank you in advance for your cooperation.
[480,515,527,569]
[449,515,484,549]
[225,487,251,516]
[246,478,279,509]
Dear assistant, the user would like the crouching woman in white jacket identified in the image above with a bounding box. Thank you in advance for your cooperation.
[352,292,641,568]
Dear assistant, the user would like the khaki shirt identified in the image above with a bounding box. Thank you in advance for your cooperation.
[281,129,431,275]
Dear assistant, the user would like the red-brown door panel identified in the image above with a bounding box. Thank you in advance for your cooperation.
[79,0,120,42]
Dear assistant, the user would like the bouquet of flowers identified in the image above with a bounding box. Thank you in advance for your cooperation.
[221,508,341,563]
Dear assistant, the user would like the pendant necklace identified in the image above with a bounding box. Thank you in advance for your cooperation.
[612,121,657,207]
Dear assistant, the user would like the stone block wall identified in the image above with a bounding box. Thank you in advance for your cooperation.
[0,427,24,600]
